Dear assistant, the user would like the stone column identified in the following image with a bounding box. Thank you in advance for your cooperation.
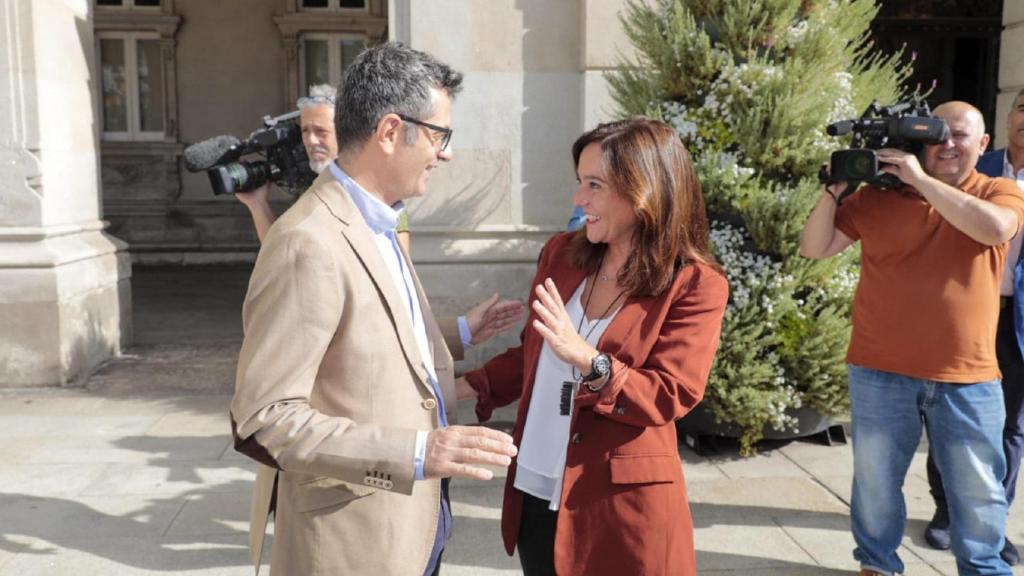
[996,1,1024,147]
[0,0,131,387]
[581,0,633,130]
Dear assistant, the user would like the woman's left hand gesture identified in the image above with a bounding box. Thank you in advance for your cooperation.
[531,278,598,373]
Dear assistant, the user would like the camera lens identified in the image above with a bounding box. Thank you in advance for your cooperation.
[830,149,877,182]
[208,161,270,195]
[850,155,873,179]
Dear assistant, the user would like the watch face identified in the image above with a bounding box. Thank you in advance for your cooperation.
[594,354,611,375]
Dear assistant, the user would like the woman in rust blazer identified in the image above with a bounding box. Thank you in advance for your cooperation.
[457,118,729,576]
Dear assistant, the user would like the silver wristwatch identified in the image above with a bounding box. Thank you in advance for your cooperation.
[583,353,612,392]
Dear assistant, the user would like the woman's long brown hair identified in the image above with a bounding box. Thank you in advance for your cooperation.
[570,117,718,297]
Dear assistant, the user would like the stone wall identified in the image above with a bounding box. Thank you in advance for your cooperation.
[395,0,635,359]
[0,0,131,387]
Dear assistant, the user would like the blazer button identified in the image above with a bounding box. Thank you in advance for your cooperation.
[363,477,373,486]
[571,432,582,444]
[614,406,626,415]
[384,480,394,490]
[422,398,437,410]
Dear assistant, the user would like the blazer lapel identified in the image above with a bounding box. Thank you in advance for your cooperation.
[402,247,454,409]
[311,178,432,389]
[597,296,649,365]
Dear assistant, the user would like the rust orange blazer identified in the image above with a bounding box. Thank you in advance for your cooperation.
[465,232,728,576]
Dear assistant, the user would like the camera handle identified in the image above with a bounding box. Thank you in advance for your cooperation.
[833,182,859,205]
[816,164,860,206]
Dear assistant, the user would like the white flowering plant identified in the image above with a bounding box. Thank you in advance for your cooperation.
[609,0,911,454]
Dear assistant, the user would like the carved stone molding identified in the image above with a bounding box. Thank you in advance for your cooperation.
[275,13,386,37]
[99,140,183,203]
[0,0,43,225]
[100,140,183,156]
[284,0,386,17]
[93,11,181,36]
[274,7,387,105]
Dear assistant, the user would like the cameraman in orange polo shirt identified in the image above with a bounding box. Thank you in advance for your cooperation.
[800,101,1024,576]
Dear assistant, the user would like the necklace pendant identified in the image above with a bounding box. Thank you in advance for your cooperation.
[559,381,575,415]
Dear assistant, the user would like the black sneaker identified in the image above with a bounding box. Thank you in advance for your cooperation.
[924,507,951,550]
[1002,537,1019,566]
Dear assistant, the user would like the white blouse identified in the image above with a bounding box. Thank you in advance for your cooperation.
[514,279,621,511]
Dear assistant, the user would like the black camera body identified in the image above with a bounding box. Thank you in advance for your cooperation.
[824,97,950,190]
[184,110,316,195]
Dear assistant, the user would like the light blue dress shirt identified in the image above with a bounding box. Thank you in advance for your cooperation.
[328,163,454,576]
[327,163,451,478]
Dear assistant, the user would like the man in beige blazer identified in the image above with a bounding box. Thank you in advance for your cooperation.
[230,42,518,576]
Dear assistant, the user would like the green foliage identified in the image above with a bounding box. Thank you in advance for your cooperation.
[609,0,911,454]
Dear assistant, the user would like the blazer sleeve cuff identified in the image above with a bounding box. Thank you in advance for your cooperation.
[438,316,465,362]
[464,369,496,422]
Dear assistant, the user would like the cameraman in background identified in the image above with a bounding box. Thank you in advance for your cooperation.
[924,88,1024,566]
[231,83,522,352]
[800,101,1024,576]
[233,84,412,250]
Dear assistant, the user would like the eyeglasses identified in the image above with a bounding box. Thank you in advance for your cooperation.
[296,95,335,108]
[397,114,453,152]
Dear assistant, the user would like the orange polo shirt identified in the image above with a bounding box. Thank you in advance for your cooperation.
[835,170,1024,383]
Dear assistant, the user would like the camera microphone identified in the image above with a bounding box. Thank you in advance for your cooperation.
[826,120,854,136]
[189,111,314,196]
[183,135,242,172]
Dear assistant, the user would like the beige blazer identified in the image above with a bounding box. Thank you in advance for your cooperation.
[230,170,460,576]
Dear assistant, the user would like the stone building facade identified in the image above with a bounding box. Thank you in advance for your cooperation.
[1,0,1022,386]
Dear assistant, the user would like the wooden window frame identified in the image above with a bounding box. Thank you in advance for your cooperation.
[96,31,166,141]
[93,0,180,142]
[299,32,368,95]
[275,0,387,106]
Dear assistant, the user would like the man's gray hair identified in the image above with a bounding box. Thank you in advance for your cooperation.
[335,41,463,152]
[297,84,337,110]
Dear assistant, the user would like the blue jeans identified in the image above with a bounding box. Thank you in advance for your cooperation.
[848,364,1010,576]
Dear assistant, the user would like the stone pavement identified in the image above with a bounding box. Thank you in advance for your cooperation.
[1,265,1022,575]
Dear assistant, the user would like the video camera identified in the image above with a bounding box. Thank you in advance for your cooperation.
[822,95,950,196]
[183,111,316,195]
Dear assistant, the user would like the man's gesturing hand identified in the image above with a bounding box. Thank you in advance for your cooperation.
[424,425,517,481]
[465,293,526,345]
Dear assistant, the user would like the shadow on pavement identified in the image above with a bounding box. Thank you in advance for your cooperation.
[59,266,870,574]
[0,482,253,571]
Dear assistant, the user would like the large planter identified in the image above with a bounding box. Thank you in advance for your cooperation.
[676,402,846,455]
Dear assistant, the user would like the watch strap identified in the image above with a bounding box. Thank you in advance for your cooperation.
[582,353,611,386]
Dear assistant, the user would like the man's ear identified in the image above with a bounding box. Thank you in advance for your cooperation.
[375,114,402,155]
[980,132,991,153]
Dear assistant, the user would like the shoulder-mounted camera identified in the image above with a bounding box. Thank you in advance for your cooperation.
[183,111,316,196]
[821,95,950,201]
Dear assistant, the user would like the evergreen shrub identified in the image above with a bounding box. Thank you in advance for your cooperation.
[608,0,912,454]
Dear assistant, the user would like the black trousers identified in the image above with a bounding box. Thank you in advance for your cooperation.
[927,298,1024,509]
[517,490,559,576]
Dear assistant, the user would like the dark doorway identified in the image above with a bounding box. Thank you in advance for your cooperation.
[871,0,1003,138]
